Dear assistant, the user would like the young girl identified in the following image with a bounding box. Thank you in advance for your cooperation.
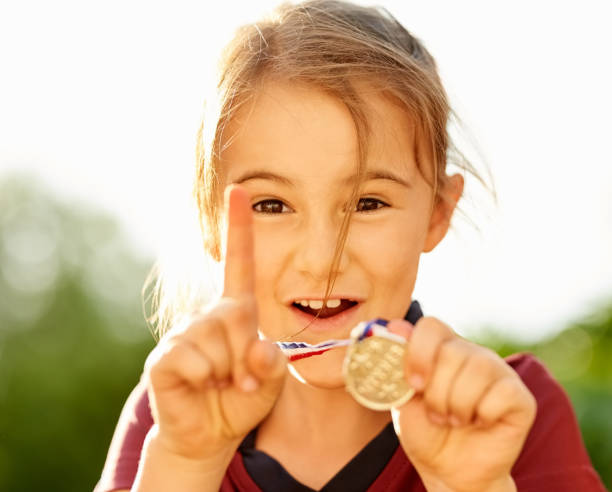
[95,1,605,490]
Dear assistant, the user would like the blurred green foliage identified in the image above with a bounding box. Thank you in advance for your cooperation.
[0,174,155,491]
[475,306,612,489]
[0,174,610,490]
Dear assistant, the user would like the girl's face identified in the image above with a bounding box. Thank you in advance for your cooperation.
[221,81,462,388]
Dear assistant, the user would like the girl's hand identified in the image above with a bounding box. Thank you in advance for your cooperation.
[389,318,537,492]
[142,185,286,463]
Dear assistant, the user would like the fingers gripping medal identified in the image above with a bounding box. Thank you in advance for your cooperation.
[277,318,414,410]
[343,319,415,411]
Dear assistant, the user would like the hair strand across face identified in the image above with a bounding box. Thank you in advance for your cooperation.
[145,0,495,338]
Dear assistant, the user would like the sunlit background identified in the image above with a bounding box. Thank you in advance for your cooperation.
[1,0,611,490]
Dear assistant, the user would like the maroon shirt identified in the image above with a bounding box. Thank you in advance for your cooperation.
[94,353,606,491]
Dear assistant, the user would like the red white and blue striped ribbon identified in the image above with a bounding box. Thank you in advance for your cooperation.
[276,339,352,361]
[277,318,405,361]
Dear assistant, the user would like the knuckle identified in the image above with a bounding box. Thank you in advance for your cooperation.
[166,306,221,339]
[163,314,194,338]
[437,338,465,364]
[406,341,429,371]
[214,296,255,328]
[484,376,518,408]
[203,315,226,335]
[451,398,472,421]
[145,336,182,370]
[447,378,468,412]
[467,351,496,376]
[181,315,226,347]
[424,389,446,414]
[147,346,171,381]
[423,376,447,412]
[409,319,456,371]
[227,302,252,327]
[158,339,185,364]
[243,295,258,315]
[406,341,425,367]
[416,316,454,338]
[500,375,522,397]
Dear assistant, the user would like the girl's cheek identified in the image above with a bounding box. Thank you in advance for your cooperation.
[350,220,422,311]
[352,221,421,268]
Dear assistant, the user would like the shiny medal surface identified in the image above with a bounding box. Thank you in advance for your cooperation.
[343,319,415,411]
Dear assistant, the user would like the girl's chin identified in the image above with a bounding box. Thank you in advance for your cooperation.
[288,347,347,389]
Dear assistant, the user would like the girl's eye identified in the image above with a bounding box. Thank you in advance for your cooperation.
[252,199,291,214]
[355,197,388,212]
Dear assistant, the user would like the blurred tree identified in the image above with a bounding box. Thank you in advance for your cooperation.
[476,304,612,489]
[0,173,155,491]
[0,173,609,490]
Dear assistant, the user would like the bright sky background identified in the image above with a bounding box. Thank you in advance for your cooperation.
[2,0,611,342]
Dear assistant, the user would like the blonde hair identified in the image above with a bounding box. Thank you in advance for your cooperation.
[144,0,494,339]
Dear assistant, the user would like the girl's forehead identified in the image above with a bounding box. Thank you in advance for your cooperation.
[220,81,421,186]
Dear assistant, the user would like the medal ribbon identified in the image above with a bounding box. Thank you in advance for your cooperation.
[277,318,405,361]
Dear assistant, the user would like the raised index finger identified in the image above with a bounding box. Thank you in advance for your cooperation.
[222,184,256,298]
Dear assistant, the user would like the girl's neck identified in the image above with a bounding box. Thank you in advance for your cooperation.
[257,371,392,451]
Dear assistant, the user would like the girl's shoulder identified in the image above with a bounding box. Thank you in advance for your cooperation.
[504,351,559,390]
[94,379,152,492]
[502,352,606,490]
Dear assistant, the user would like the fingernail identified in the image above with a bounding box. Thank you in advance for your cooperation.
[241,375,259,392]
[388,319,413,338]
[449,415,462,427]
[409,374,424,391]
[428,411,447,426]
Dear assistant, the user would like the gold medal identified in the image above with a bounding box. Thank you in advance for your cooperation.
[343,321,414,411]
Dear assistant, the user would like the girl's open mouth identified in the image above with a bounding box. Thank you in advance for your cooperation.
[288,299,362,334]
[291,299,358,318]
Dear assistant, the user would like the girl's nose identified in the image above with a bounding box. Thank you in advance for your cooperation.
[293,216,349,282]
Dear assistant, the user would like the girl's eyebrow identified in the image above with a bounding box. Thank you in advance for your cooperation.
[344,169,412,189]
[234,170,294,187]
[233,169,412,188]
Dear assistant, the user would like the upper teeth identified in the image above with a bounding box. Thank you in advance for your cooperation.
[297,299,342,309]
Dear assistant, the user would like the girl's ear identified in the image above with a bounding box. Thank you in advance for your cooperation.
[423,173,464,253]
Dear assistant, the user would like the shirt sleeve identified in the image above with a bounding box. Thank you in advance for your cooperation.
[506,353,606,491]
[94,379,154,492]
